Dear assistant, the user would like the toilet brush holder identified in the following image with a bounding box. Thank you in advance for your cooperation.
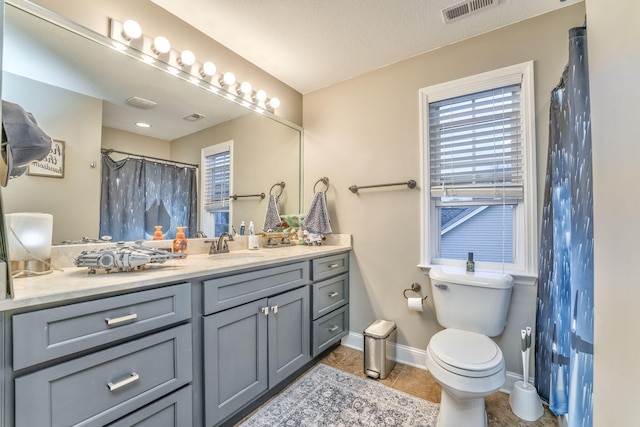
[509,380,544,421]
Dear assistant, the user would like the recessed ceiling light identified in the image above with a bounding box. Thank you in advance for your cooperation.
[135,122,151,128]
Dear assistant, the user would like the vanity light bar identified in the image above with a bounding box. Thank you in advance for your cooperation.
[108,19,280,113]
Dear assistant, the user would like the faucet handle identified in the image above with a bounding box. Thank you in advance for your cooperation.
[204,240,217,255]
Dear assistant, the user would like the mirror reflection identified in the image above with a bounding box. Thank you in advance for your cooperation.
[1,1,302,244]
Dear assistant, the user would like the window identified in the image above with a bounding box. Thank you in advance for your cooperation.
[201,141,232,238]
[420,62,537,277]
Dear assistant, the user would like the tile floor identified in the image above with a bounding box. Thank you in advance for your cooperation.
[239,345,559,426]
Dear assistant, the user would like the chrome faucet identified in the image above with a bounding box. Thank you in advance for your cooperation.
[208,232,234,254]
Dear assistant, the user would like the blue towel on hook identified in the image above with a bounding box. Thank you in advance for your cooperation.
[303,192,332,234]
[263,195,281,231]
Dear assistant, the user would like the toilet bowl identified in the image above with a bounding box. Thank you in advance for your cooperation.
[425,328,506,427]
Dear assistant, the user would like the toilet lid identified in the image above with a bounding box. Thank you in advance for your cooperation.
[429,329,503,376]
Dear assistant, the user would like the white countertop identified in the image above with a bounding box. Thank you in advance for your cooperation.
[3,236,351,311]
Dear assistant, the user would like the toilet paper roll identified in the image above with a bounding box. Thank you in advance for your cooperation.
[407,297,424,312]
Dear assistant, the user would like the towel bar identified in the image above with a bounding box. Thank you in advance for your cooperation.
[231,192,265,200]
[349,180,416,193]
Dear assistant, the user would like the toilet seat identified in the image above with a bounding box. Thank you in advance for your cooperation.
[429,329,504,378]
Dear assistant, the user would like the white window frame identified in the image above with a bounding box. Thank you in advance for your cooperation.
[200,140,233,238]
[419,61,537,282]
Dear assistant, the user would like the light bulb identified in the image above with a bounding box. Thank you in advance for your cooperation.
[268,97,280,109]
[152,36,171,55]
[200,61,217,78]
[255,89,267,102]
[179,50,196,67]
[122,20,142,40]
[222,72,236,86]
[239,81,252,95]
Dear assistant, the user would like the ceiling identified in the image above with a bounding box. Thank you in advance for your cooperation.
[149,0,584,94]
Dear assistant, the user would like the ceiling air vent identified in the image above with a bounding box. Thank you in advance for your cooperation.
[125,96,157,109]
[183,112,206,122]
[442,0,498,23]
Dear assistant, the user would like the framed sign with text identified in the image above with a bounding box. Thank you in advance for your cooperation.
[27,139,65,178]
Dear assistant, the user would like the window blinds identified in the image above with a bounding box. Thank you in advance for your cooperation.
[428,83,523,201]
[203,150,230,211]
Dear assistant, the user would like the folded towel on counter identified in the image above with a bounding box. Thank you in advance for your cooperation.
[302,191,332,235]
[263,195,282,231]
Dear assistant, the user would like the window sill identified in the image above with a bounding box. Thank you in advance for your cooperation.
[417,264,537,287]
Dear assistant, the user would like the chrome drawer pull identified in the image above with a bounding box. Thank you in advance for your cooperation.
[108,372,140,391]
[271,305,278,314]
[328,263,339,269]
[105,313,138,326]
[328,291,339,298]
[261,307,270,316]
[328,325,339,332]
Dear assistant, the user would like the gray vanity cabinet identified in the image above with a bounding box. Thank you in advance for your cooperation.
[311,253,350,356]
[10,284,193,427]
[203,265,311,427]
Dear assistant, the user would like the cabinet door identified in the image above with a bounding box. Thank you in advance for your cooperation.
[204,299,268,427]
[268,286,311,387]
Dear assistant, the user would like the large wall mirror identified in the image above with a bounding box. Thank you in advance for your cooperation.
[1,0,302,244]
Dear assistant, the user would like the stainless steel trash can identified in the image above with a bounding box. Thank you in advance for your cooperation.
[364,319,397,379]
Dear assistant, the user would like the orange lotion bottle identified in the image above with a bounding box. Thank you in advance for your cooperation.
[172,227,188,254]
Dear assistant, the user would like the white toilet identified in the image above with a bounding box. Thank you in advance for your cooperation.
[425,266,514,427]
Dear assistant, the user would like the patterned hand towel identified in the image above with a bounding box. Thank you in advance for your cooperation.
[263,195,281,231]
[302,191,332,234]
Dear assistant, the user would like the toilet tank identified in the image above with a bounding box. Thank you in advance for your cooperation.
[429,266,514,337]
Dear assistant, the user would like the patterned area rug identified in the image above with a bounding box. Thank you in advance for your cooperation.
[241,364,439,426]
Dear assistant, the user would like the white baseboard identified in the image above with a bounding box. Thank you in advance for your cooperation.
[341,331,531,394]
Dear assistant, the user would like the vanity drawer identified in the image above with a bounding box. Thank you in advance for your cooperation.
[13,283,191,370]
[312,304,349,357]
[107,386,192,427]
[203,261,309,315]
[311,273,349,320]
[311,253,349,281]
[14,324,192,427]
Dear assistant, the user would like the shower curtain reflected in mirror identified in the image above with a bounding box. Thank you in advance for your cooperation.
[99,154,197,242]
[536,26,593,427]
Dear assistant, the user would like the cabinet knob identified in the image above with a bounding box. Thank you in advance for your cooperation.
[261,307,270,316]
[328,291,339,298]
[107,372,140,391]
[271,305,278,314]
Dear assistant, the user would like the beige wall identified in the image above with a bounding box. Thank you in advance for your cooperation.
[102,127,171,159]
[171,113,301,232]
[586,0,640,424]
[303,4,586,375]
[29,0,303,126]
[2,74,102,243]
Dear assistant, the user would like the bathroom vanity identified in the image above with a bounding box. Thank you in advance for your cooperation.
[0,238,351,426]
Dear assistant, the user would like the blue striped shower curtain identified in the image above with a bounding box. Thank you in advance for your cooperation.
[535,26,593,426]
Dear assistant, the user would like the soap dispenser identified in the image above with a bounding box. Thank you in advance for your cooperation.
[152,225,164,240]
[172,227,188,254]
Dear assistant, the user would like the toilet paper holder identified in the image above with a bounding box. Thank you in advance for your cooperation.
[403,283,428,301]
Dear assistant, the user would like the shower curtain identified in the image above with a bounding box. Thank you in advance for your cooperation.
[100,155,197,242]
[535,26,593,426]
